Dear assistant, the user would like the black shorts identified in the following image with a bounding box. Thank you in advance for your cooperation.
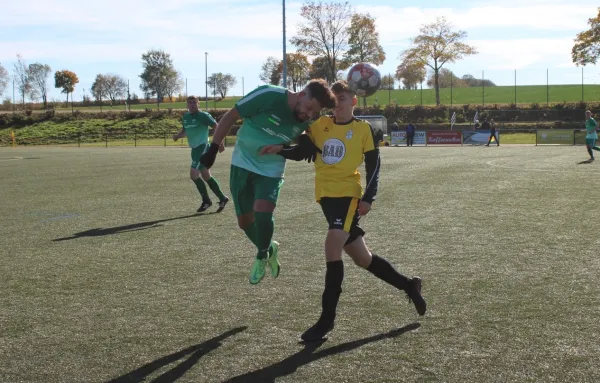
[319,197,365,245]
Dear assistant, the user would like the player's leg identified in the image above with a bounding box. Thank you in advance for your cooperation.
[190,146,211,212]
[301,198,352,342]
[200,167,229,212]
[590,138,600,152]
[586,139,595,160]
[230,165,258,247]
[344,236,426,316]
[252,175,284,280]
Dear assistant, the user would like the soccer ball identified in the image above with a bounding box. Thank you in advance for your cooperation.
[347,62,382,97]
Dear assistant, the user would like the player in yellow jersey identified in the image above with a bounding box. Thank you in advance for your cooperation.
[261,80,426,341]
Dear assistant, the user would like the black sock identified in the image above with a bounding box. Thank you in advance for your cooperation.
[320,260,344,323]
[367,254,410,291]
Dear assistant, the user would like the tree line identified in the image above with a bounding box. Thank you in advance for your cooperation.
[0,50,237,109]
[1,3,598,108]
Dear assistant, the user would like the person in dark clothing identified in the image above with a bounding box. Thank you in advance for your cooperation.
[406,122,416,146]
[485,119,499,146]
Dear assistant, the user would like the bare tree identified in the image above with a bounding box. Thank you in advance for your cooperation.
[28,63,52,109]
[0,63,9,98]
[13,54,32,107]
[398,17,477,105]
[291,1,353,83]
[103,74,128,105]
[260,57,282,85]
[164,71,184,100]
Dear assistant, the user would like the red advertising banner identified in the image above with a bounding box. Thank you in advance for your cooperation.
[426,131,462,145]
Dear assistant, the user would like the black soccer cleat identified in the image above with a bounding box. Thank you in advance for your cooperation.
[216,197,230,213]
[301,319,335,342]
[406,277,427,316]
[197,201,212,213]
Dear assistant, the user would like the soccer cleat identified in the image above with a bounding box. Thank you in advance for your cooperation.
[249,257,268,285]
[301,319,335,342]
[406,277,427,316]
[197,201,212,213]
[216,197,230,213]
[267,241,280,278]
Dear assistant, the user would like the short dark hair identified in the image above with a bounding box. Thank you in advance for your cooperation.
[305,79,336,109]
[187,95,198,101]
[331,80,354,97]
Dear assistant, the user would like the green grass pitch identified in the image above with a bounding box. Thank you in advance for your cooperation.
[1,146,599,382]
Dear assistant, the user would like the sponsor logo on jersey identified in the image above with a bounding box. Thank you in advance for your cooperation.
[321,138,346,165]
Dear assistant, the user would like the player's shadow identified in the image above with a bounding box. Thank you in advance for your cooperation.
[105,326,247,383]
[53,213,212,242]
[223,322,420,383]
[577,159,595,165]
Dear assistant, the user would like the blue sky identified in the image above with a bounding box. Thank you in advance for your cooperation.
[1,0,598,101]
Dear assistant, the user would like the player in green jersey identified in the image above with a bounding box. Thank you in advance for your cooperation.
[173,96,229,213]
[200,80,336,285]
[584,110,600,161]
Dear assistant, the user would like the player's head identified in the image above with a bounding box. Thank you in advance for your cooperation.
[187,96,199,113]
[294,79,336,122]
[331,80,357,114]
[586,110,592,119]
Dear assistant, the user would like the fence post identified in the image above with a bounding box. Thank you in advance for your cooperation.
[535,130,538,146]
[134,132,137,147]
[164,132,166,147]
[105,133,108,148]
[78,134,80,148]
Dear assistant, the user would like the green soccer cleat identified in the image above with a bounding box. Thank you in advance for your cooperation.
[267,241,280,278]
[249,257,268,285]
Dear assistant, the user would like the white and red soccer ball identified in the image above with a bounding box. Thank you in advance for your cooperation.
[347,62,382,97]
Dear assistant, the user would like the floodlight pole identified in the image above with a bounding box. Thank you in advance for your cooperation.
[282,0,287,89]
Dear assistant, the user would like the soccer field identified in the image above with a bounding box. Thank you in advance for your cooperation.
[1,146,599,383]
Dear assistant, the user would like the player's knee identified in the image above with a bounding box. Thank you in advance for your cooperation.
[200,169,211,181]
[237,214,254,230]
[190,169,200,180]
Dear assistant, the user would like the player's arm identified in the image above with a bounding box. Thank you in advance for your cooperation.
[362,125,381,205]
[200,108,239,168]
[172,128,186,141]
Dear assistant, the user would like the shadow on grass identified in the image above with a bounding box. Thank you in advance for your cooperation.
[577,159,595,164]
[223,322,420,383]
[106,326,247,383]
[53,213,213,241]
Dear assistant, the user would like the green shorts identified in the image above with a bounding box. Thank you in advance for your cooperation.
[191,144,207,170]
[229,165,284,217]
[586,138,597,148]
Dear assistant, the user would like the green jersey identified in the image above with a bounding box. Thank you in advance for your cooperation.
[585,117,598,140]
[182,111,216,148]
[232,85,309,178]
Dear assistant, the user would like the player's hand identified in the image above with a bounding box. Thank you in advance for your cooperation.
[200,142,220,169]
[260,144,284,155]
[219,142,225,153]
[358,201,371,216]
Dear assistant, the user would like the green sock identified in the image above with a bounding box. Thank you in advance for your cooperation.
[243,222,259,248]
[193,178,210,202]
[593,146,600,152]
[254,212,274,260]
[206,177,227,201]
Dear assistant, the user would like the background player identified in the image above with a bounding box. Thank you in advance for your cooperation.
[200,80,336,285]
[263,80,426,341]
[584,110,600,161]
[172,96,229,213]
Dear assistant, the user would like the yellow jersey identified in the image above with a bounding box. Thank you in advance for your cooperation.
[307,116,376,201]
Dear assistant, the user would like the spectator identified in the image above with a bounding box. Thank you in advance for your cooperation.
[406,122,416,147]
[485,119,499,147]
